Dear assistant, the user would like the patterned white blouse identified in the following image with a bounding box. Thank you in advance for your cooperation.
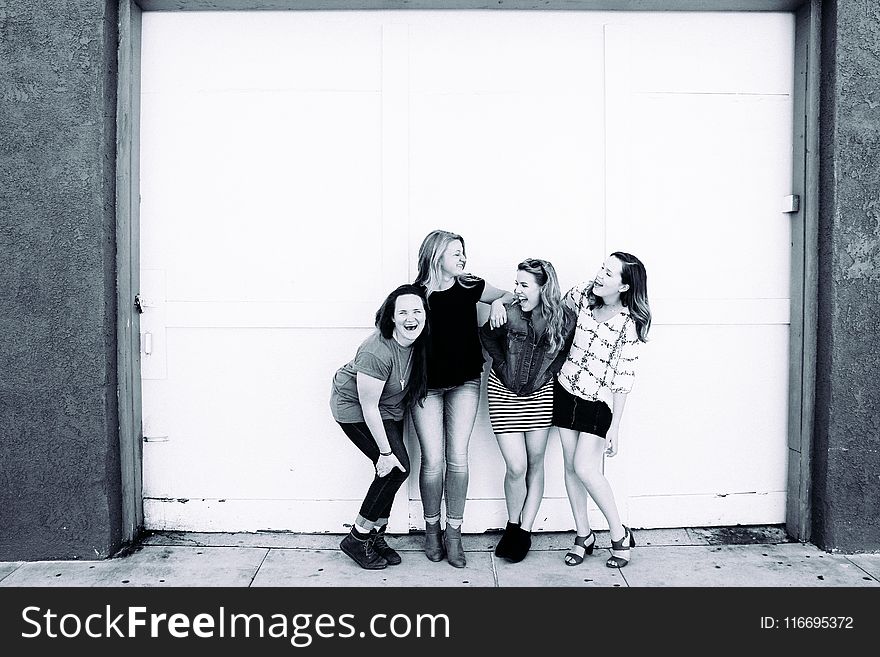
[557,282,641,410]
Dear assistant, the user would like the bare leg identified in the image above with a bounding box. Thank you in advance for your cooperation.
[519,429,550,531]
[572,431,624,541]
[495,432,528,523]
[558,427,591,536]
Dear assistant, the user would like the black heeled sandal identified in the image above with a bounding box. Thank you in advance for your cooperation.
[606,525,635,568]
[564,531,596,566]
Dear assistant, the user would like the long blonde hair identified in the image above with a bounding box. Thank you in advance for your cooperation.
[518,258,568,352]
[414,229,481,295]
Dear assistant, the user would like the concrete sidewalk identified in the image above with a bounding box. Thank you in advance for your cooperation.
[1,526,878,587]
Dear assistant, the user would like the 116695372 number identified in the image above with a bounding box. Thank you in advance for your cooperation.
[787,616,853,629]
[761,616,854,630]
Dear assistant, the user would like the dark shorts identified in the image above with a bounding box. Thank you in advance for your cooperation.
[552,378,613,438]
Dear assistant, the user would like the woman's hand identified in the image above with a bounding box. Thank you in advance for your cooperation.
[604,427,619,458]
[489,298,508,329]
[376,453,405,478]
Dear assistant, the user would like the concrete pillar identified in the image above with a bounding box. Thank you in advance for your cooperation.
[0,0,122,559]
[814,0,880,551]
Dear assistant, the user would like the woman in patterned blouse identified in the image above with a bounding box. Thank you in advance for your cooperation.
[553,252,651,568]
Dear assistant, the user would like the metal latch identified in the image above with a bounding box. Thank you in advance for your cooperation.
[134,294,157,314]
[782,195,800,213]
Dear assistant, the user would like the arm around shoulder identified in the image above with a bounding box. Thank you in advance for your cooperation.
[479,319,508,369]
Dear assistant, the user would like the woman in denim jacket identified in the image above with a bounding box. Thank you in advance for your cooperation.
[479,258,576,563]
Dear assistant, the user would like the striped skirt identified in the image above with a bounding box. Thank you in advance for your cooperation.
[486,370,555,434]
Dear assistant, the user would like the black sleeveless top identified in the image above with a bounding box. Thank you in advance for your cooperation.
[423,278,486,388]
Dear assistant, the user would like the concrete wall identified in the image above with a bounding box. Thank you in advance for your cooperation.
[0,1,122,560]
[814,0,880,552]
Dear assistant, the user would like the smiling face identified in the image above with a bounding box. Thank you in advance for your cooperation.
[392,294,426,344]
[593,256,628,299]
[513,270,542,312]
[439,240,467,277]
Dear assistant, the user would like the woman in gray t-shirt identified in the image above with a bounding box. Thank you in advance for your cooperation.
[329,284,430,570]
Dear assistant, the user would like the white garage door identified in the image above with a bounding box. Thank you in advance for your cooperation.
[139,11,794,533]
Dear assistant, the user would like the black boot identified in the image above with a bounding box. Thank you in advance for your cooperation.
[494,521,520,559]
[505,526,532,563]
[340,530,387,570]
[370,526,402,566]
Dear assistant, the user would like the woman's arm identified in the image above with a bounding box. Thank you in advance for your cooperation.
[479,320,508,371]
[480,282,514,329]
[605,392,628,458]
[548,309,577,375]
[356,372,405,477]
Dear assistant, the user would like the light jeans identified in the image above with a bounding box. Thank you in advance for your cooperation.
[411,378,481,522]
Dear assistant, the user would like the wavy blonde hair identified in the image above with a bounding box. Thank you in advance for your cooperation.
[517,258,568,352]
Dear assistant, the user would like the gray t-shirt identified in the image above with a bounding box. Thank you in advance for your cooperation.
[330,331,414,423]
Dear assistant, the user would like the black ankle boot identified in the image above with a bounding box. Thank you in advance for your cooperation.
[505,526,532,563]
[340,531,387,570]
[494,521,520,559]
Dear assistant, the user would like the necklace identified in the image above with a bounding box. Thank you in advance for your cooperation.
[392,341,414,390]
[593,302,623,323]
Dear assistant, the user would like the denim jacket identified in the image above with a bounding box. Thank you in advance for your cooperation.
[479,303,577,396]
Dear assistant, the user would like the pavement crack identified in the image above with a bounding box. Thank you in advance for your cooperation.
[249,548,271,587]
[844,556,880,583]
[0,563,23,584]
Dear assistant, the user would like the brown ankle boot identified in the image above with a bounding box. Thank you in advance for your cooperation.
[424,521,445,562]
[444,524,466,568]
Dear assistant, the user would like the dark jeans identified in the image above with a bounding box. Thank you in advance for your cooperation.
[338,419,410,523]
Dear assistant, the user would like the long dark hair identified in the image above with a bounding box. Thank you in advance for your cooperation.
[603,251,651,343]
[374,284,430,407]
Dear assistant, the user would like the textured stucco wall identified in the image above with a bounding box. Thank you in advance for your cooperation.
[814,0,880,552]
[0,1,122,559]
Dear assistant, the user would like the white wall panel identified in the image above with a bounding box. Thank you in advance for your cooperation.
[626,324,790,496]
[143,328,375,501]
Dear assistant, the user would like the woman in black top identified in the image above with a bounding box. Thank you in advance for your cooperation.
[412,229,513,568]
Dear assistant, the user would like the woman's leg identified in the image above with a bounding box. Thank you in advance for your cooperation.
[558,426,597,565]
[411,389,446,523]
[558,427,591,536]
[440,380,480,568]
[494,432,528,523]
[337,420,409,570]
[520,428,550,531]
[337,420,410,524]
[572,431,624,541]
[442,379,481,523]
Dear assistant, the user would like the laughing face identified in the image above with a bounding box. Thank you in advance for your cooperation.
[392,294,426,344]
[439,240,467,277]
[513,270,542,313]
[592,256,628,299]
